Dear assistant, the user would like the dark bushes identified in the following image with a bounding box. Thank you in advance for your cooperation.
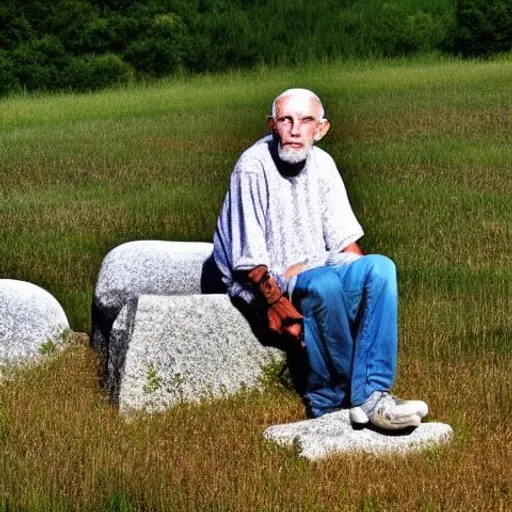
[65,54,133,92]
[0,0,459,96]
[123,13,189,76]
[11,36,69,92]
[447,0,512,56]
[0,51,18,96]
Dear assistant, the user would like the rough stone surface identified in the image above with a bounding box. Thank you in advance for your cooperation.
[111,294,282,414]
[92,240,225,374]
[264,410,453,460]
[0,279,70,370]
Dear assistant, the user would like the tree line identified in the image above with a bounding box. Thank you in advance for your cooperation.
[1,0,511,96]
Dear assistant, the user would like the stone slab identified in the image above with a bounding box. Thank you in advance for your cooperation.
[111,294,282,414]
[264,410,453,460]
[91,240,225,376]
[0,279,70,371]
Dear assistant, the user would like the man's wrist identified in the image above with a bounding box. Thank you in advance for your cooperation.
[342,242,364,255]
[247,265,269,284]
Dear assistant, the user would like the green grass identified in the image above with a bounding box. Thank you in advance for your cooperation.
[2,56,511,332]
[1,56,511,510]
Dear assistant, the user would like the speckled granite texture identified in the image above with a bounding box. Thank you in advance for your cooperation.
[264,410,453,459]
[91,240,225,376]
[111,294,282,414]
[0,279,69,369]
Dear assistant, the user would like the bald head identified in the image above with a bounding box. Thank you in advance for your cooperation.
[271,88,325,120]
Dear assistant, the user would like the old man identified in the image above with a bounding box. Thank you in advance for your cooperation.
[213,88,428,430]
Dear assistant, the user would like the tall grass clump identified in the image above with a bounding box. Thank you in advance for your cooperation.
[1,57,511,509]
[241,0,454,66]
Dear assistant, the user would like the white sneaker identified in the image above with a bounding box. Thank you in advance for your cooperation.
[350,391,429,430]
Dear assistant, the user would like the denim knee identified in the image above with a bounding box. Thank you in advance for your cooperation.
[299,267,341,301]
[361,254,397,291]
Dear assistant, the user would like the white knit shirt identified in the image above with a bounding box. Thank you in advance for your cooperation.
[213,135,364,301]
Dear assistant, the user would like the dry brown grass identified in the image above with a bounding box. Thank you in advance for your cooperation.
[0,331,510,511]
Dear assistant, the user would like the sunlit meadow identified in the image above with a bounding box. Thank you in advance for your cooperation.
[0,57,511,510]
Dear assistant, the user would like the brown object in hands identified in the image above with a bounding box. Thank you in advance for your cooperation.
[248,265,303,342]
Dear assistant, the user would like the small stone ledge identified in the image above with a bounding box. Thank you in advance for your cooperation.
[264,410,453,460]
[111,294,282,414]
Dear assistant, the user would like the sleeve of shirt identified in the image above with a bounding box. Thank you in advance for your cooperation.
[321,155,364,252]
[226,160,270,272]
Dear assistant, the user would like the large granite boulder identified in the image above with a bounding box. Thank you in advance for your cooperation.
[91,240,225,374]
[0,279,70,373]
[108,294,281,414]
[264,410,454,459]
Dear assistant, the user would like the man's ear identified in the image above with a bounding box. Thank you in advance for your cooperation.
[267,116,276,134]
[314,119,331,141]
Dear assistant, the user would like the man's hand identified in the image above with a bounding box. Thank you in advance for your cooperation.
[284,262,307,279]
[343,242,364,255]
[248,265,303,344]
[266,295,303,340]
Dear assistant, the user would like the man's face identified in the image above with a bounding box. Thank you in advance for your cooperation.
[270,94,324,164]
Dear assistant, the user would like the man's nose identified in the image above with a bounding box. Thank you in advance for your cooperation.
[290,120,300,136]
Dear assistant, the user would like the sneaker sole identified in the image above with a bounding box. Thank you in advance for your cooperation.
[370,412,423,430]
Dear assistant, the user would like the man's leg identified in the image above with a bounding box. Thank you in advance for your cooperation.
[342,254,398,407]
[340,255,428,429]
[292,264,361,417]
[292,255,399,418]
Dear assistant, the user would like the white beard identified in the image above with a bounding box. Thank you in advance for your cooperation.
[277,143,311,164]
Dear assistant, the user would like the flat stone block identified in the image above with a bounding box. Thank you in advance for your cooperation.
[92,240,225,374]
[264,410,453,460]
[0,279,70,371]
[111,294,282,414]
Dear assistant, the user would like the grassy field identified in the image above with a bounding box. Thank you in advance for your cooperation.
[1,57,511,510]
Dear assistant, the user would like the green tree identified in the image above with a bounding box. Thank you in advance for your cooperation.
[123,13,189,76]
[0,50,19,95]
[449,0,512,56]
[0,7,34,49]
[11,35,69,91]
[65,53,133,91]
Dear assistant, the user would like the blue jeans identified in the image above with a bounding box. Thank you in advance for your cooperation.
[292,254,398,418]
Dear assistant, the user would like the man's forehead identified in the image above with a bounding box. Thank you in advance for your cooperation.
[275,94,321,117]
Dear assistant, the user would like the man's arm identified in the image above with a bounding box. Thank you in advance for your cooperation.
[319,154,365,254]
[343,242,364,255]
[220,163,271,275]
[283,242,364,280]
